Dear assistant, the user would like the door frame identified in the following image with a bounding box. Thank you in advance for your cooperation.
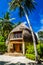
[13,44,22,53]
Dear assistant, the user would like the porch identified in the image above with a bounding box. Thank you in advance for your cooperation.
[8,39,25,55]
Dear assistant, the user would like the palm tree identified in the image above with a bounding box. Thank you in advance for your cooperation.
[0,12,13,40]
[9,0,38,61]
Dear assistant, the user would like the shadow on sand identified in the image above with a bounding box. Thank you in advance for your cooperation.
[0,61,43,65]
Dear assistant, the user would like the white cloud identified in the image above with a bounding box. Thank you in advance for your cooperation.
[9,18,16,21]
[40,19,43,24]
[38,26,43,32]
[23,21,27,24]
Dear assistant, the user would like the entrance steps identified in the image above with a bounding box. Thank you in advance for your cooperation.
[4,52,23,56]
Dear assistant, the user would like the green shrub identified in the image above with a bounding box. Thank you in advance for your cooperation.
[26,53,35,60]
[0,42,5,45]
[0,44,7,53]
[0,36,5,42]
[37,43,43,57]
[0,36,7,54]
[25,42,43,59]
[26,44,34,54]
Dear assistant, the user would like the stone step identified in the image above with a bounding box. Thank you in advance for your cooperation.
[4,52,23,56]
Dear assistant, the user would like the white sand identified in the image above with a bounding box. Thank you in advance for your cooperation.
[0,55,36,64]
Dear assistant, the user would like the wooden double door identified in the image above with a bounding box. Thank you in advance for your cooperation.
[13,44,22,52]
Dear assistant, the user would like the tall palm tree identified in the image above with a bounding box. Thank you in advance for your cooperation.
[9,0,38,61]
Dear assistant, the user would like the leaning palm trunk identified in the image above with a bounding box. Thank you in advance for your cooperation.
[22,6,38,61]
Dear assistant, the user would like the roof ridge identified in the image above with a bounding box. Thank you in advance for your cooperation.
[10,23,29,33]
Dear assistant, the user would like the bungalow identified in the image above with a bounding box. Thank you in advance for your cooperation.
[6,23,37,55]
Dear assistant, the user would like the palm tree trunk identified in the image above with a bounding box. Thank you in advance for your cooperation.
[22,6,38,61]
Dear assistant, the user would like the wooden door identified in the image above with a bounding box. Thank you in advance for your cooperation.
[13,44,22,52]
[15,44,20,52]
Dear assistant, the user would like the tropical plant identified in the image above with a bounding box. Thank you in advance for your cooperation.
[26,44,34,54]
[9,0,38,61]
[38,31,43,43]
[0,35,7,54]
[26,53,35,60]
[37,43,43,58]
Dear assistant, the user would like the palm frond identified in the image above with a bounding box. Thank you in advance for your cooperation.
[9,0,20,10]
[9,0,36,16]
[4,12,10,20]
[25,0,35,12]
[19,5,24,17]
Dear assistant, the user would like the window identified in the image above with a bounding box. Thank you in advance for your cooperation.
[14,32,22,38]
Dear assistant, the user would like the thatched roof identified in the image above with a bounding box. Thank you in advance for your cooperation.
[10,23,29,33]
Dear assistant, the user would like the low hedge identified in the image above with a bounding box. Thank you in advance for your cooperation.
[25,43,43,60]
[25,53,35,60]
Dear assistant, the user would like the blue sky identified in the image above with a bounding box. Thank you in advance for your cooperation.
[0,0,43,33]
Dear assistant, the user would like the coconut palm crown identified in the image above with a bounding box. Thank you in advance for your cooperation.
[9,0,36,17]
